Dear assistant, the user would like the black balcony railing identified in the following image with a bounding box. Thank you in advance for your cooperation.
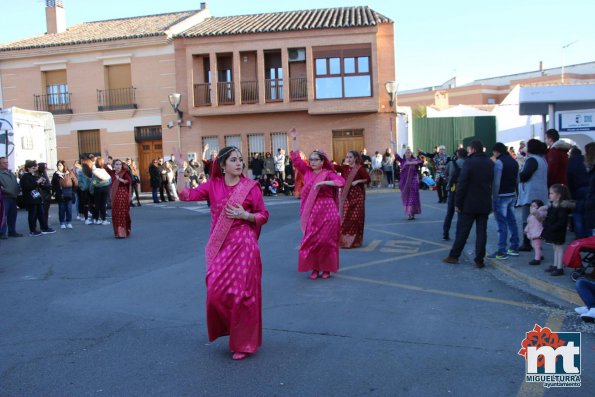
[241,81,258,104]
[193,83,212,107]
[265,79,284,102]
[97,87,137,111]
[217,81,235,105]
[33,93,73,114]
[289,77,307,101]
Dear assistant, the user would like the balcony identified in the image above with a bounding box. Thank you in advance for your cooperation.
[193,83,211,107]
[33,93,73,114]
[241,81,258,104]
[289,77,307,101]
[265,79,283,102]
[97,87,137,111]
[217,81,235,105]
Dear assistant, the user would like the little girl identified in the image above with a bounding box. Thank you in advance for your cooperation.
[524,199,547,266]
[541,184,575,276]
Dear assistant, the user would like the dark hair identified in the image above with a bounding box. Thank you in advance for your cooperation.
[217,146,243,169]
[347,150,362,164]
[38,162,47,174]
[570,146,582,156]
[530,199,545,208]
[545,129,559,142]
[549,183,570,201]
[492,142,507,155]
[585,142,595,170]
[455,148,467,158]
[24,159,37,170]
[468,140,484,153]
[56,160,67,169]
[526,138,547,155]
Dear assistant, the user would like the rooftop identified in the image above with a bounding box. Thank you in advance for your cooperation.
[0,10,200,52]
[178,6,392,38]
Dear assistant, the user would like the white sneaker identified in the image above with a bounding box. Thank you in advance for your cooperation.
[76,215,82,221]
[66,223,73,229]
[94,219,102,225]
[580,308,595,321]
[85,219,93,225]
[101,220,111,225]
[60,224,66,229]
[575,306,589,315]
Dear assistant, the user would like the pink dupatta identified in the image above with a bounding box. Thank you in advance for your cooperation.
[300,170,330,233]
[339,165,361,222]
[205,178,258,266]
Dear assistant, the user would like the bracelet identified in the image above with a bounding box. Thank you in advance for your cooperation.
[242,211,250,220]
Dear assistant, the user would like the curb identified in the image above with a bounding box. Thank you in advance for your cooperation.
[487,258,582,307]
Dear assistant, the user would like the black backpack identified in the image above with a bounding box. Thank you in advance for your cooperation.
[449,160,462,192]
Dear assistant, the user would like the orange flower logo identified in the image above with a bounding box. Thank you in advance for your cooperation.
[518,324,566,368]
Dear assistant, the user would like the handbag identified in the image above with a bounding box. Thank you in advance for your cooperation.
[62,187,73,199]
[30,189,41,200]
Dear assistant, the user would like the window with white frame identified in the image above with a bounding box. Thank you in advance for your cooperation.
[270,132,288,154]
[201,136,219,158]
[225,135,242,151]
[248,134,265,157]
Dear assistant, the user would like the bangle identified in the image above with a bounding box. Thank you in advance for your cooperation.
[242,211,250,220]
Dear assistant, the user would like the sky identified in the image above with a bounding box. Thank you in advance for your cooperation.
[1,0,594,91]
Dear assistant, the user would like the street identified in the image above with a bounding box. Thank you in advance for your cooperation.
[1,189,593,396]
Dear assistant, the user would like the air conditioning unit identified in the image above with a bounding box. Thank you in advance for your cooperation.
[288,48,306,62]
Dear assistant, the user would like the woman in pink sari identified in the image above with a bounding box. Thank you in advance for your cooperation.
[176,146,269,361]
[335,151,370,248]
[394,148,422,220]
[290,128,345,279]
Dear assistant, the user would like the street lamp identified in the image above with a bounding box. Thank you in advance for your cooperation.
[385,81,399,188]
[168,93,183,150]
[561,40,577,84]
[385,81,398,107]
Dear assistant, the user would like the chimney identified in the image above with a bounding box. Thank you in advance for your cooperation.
[46,0,66,34]
[539,61,543,71]
[200,2,207,10]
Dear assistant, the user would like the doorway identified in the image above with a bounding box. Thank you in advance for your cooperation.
[332,129,364,163]
[137,140,163,192]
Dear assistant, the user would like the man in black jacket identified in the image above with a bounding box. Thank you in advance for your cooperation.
[149,159,161,203]
[443,140,494,268]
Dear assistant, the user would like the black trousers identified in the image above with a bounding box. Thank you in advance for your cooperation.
[27,203,48,232]
[449,212,489,262]
[437,177,448,202]
[159,180,173,201]
[442,189,457,237]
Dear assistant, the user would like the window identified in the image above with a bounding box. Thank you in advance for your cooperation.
[134,126,162,142]
[270,132,288,153]
[225,135,242,151]
[78,130,101,158]
[314,48,372,100]
[202,136,219,155]
[44,70,70,108]
[248,134,264,157]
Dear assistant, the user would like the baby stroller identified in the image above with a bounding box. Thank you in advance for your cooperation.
[563,236,595,281]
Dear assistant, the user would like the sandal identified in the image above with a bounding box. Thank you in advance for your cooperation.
[309,271,319,279]
[321,271,330,279]
[232,352,249,360]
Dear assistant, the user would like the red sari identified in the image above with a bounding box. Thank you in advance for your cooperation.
[106,167,132,238]
[292,151,345,273]
[337,164,370,248]
[179,177,269,354]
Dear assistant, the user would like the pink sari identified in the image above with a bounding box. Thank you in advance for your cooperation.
[291,151,345,273]
[180,177,269,353]
[338,164,369,248]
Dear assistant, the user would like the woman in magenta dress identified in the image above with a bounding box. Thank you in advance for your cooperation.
[176,146,269,361]
[335,150,370,248]
[105,159,132,238]
[290,128,345,279]
[395,148,422,220]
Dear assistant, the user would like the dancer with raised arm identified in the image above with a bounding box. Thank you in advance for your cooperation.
[175,146,269,361]
[290,128,345,279]
[336,151,370,248]
[394,147,422,220]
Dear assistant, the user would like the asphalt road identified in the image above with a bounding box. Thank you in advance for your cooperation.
[1,189,593,396]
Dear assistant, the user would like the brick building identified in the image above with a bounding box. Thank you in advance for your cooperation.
[0,2,396,190]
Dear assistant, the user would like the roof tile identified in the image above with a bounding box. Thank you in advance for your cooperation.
[178,6,392,38]
[0,10,198,52]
